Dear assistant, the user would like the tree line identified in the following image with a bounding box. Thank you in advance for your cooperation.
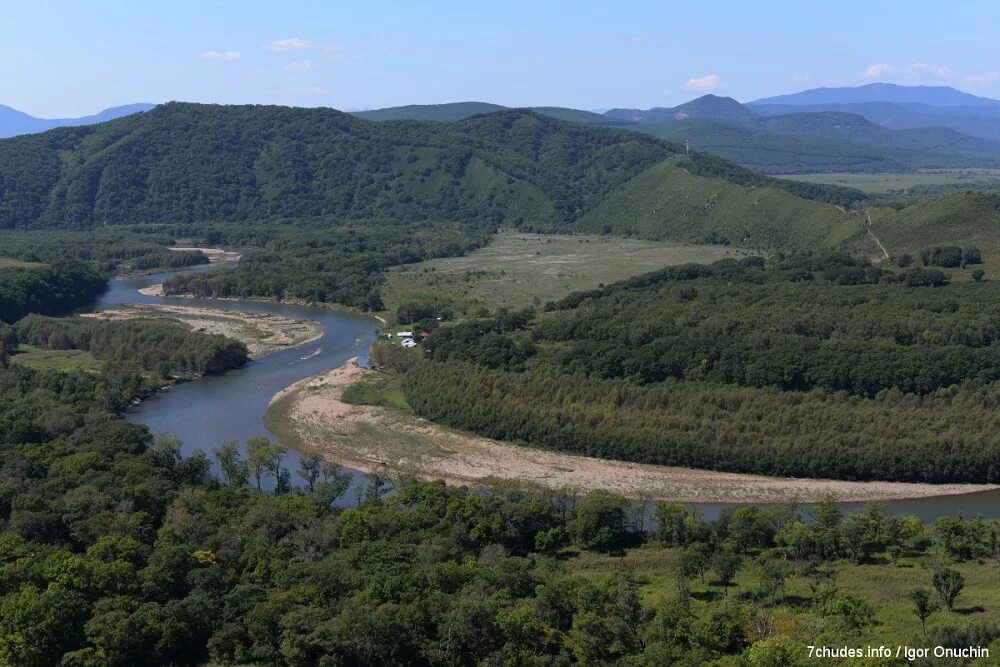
[385,253,1000,483]
[2,291,1000,663]
[14,314,248,380]
[0,259,106,323]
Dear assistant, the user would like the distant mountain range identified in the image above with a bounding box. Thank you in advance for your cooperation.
[358,86,1000,173]
[8,84,1000,174]
[752,82,1000,107]
[0,103,154,138]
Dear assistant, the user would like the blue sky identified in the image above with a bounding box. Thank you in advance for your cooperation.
[3,0,999,117]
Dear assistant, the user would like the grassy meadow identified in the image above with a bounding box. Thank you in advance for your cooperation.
[9,344,105,373]
[570,545,1000,650]
[381,230,742,318]
[778,171,1000,194]
[0,256,46,269]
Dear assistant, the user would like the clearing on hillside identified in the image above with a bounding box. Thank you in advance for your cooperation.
[777,170,1000,194]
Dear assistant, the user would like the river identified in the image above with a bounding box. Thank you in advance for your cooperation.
[92,265,379,496]
[91,265,1000,521]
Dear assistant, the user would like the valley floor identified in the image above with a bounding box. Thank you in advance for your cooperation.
[263,359,999,504]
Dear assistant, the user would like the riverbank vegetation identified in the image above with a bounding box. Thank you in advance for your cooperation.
[86,305,322,359]
[0,259,106,323]
[13,314,248,381]
[5,361,1000,667]
[0,229,211,274]
[159,221,488,311]
[383,252,1000,484]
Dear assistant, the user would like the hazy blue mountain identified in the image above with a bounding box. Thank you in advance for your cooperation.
[606,95,758,124]
[606,95,1000,171]
[0,103,154,138]
[751,101,1000,141]
[752,83,1000,108]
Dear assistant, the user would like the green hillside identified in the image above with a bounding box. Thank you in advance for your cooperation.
[352,101,505,122]
[525,106,631,125]
[350,97,1000,174]
[577,156,861,249]
[354,102,629,126]
[641,118,914,173]
[0,102,865,245]
[868,191,1000,256]
[0,103,682,229]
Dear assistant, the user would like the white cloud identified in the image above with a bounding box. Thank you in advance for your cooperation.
[962,70,1000,86]
[285,60,314,72]
[200,50,242,61]
[684,74,725,92]
[787,74,813,84]
[909,62,953,78]
[860,62,953,79]
[266,38,314,51]
[860,63,896,78]
[290,86,328,95]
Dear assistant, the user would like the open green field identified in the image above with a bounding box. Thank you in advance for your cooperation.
[0,256,46,269]
[9,344,105,373]
[777,170,1000,194]
[381,231,743,318]
[570,545,1000,649]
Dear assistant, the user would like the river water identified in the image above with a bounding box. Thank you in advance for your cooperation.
[91,266,1000,520]
[91,265,379,495]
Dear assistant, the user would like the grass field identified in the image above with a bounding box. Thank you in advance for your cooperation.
[777,170,1000,194]
[9,344,104,373]
[0,257,46,269]
[381,231,743,319]
[570,545,1000,648]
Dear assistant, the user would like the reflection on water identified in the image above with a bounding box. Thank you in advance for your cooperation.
[95,266,1000,519]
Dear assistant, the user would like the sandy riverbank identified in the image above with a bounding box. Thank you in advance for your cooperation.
[264,360,1000,504]
[84,304,323,358]
[137,283,389,325]
[168,246,242,263]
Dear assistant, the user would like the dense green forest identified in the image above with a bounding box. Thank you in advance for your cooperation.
[354,95,1000,174]
[0,102,863,233]
[159,221,487,310]
[380,253,1000,483]
[14,315,248,380]
[0,259,106,323]
[2,229,209,274]
[6,335,1000,665]
[5,101,1000,665]
[4,351,1000,666]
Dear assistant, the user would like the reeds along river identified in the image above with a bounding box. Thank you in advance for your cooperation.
[90,265,1000,521]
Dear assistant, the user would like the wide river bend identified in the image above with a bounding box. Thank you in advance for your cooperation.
[90,266,1000,520]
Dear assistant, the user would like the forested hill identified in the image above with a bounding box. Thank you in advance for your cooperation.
[0,102,863,248]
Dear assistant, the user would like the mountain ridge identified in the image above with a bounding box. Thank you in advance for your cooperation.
[0,103,154,138]
[752,83,1000,108]
[0,101,864,251]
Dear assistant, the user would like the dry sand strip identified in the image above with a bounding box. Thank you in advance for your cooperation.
[168,246,242,263]
[84,304,323,358]
[265,360,1000,504]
